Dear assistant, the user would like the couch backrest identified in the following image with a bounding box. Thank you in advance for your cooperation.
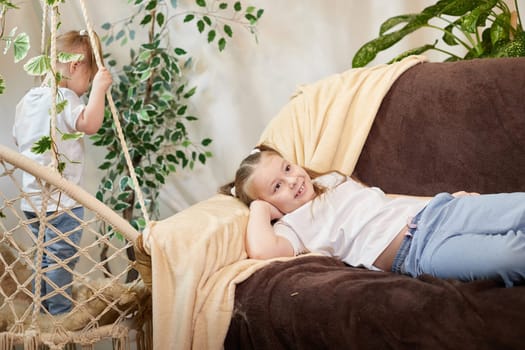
[355,57,525,195]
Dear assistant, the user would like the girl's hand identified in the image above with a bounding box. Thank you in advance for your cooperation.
[250,200,284,221]
[452,191,480,197]
[91,67,113,93]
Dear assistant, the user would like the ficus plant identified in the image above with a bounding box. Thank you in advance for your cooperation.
[90,0,263,280]
[352,0,525,67]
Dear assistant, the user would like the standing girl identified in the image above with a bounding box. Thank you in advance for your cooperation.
[13,30,112,314]
[220,145,525,287]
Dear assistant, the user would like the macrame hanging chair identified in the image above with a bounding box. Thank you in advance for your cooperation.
[0,1,153,349]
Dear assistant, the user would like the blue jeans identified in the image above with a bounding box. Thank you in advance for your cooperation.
[393,192,525,287]
[25,207,84,314]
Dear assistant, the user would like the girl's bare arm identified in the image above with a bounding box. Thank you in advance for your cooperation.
[245,200,294,259]
[76,67,112,134]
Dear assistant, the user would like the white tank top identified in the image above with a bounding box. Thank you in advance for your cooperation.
[273,173,429,270]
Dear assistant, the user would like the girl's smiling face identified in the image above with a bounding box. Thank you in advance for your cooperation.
[248,153,316,214]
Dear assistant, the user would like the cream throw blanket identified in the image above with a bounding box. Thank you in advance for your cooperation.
[142,55,427,350]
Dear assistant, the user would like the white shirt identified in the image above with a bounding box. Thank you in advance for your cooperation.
[13,87,86,212]
[273,173,429,270]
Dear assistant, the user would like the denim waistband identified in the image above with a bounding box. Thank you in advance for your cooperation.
[391,234,412,274]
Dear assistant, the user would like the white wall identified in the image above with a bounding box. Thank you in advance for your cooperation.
[1,0,523,220]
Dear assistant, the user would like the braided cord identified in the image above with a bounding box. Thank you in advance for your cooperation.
[78,0,150,226]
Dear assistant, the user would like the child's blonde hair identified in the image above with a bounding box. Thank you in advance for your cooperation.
[219,144,327,207]
[54,30,103,78]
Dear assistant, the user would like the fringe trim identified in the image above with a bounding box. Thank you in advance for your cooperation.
[23,330,39,350]
[0,333,13,350]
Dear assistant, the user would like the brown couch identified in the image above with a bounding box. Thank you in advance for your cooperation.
[225,57,525,350]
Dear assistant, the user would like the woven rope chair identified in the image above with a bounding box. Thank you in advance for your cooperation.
[0,145,151,349]
[0,2,154,349]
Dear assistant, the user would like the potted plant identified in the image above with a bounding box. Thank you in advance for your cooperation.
[352,0,524,67]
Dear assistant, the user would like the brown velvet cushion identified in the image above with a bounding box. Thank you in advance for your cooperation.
[354,57,525,196]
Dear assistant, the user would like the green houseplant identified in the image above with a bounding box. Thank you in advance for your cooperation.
[92,0,264,233]
[1,0,263,281]
[352,0,524,67]
[91,0,264,280]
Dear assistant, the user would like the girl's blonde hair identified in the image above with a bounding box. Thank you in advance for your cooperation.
[219,144,327,207]
[54,30,103,78]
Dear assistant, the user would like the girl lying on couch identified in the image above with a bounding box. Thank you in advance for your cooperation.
[220,144,525,287]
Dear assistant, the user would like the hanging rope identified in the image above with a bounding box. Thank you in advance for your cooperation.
[48,5,59,171]
[77,0,150,227]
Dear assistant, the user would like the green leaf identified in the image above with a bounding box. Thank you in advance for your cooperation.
[490,13,509,46]
[196,0,206,7]
[183,86,197,98]
[441,0,479,16]
[58,51,84,63]
[101,22,111,30]
[245,13,257,25]
[0,75,5,95]
[13,33,30,63]
[197,20,205,33]
[388,43,437,64]
[119,176,133,192]
[207,30,216,43]
[0,1,18,9]
[57,162,65,174]
[99,161,112,170]
[494,33,525,57]
[156,12,165,27]
[234,1,241,11]
[115,30,125,41]
[145,0,157,10]
[114,202,130,211]
[224,24,233,38]
[219,2,227,9]
[177,105,187,115]
[55,99,68,114]
[117,192,131,201]
[104,180,113,191]
[31,136,52,154]
[218,38,226,51]
[201,138,212,146]
[62,131,84,141]
[184,14,195,23]
[96,191,103,201]
[198,153,206,164]
[460,0,497,34]
[140,14,153,26]
[379,14,416,35]
[155,173,165,184]
[24,55,51,76]
[442,23,459,46]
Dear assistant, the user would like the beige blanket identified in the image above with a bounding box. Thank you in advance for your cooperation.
[142,55,427,350]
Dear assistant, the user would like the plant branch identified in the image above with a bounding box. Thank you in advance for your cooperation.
[425,23,474,51]
[431,46,463,60]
